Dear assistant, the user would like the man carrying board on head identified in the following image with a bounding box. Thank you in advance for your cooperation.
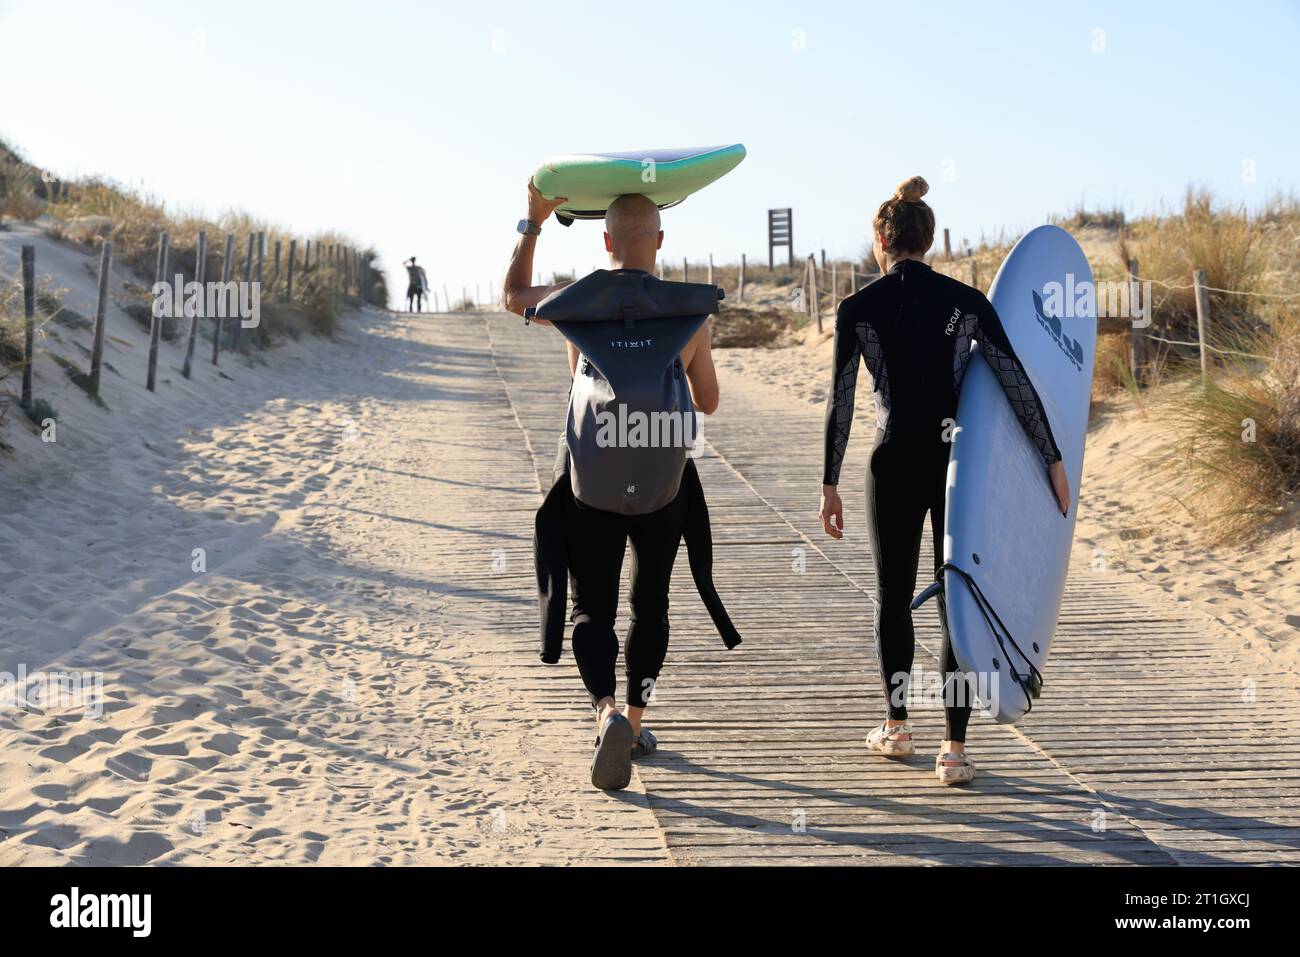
[503,180,740,791]
[404,257,428,312]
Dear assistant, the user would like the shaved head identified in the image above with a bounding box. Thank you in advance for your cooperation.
[605,194,661,242]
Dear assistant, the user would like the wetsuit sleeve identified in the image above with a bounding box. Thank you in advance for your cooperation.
[974,295,1062,467]
[822,302,862,486]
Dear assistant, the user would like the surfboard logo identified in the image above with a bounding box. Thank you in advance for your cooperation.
[1031,291,1085,372]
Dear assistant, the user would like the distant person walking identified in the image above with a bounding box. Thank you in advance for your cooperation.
[404,257,428,312]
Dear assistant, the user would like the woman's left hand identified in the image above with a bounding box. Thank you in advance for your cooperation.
[820,484,845,539]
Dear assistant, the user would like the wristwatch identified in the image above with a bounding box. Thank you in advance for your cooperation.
[517,219,542,236]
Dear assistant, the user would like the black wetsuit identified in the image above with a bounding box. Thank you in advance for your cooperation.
[565,489,686,709]
[822,259,1060,742]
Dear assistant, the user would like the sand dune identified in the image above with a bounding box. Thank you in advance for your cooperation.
[0,228,664,864]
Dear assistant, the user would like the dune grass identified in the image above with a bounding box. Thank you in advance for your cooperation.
[1119,190,1274,341]
[2,136,390,343]
[698,191,1299,542]
[1149,306,1300,543]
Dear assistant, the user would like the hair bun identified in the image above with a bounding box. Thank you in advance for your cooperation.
[895,175,929,204]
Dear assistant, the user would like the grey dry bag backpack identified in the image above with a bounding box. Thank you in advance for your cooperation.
[525,269,722,515]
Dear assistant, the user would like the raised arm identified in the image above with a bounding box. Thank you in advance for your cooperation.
[502,180,572,319]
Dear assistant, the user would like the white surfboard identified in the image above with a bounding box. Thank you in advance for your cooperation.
[942,225,1096,724]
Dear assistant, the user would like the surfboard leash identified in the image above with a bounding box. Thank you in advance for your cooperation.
[914,563,1044,712]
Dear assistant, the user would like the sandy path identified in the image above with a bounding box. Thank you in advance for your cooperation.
[4,253,1295,864]
[0,301,666,864]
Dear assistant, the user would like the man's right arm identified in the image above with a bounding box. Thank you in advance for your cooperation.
[502,180,571,319]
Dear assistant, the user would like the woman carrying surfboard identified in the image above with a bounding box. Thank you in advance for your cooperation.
[818,176,1071,785]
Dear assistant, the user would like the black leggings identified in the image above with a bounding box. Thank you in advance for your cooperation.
[565,489,686,710]
[865,434,972,743]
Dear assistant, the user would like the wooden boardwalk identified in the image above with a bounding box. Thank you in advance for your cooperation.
[477,311,1300,866]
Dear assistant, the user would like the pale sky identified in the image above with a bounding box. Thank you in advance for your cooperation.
[1,0,1297,304]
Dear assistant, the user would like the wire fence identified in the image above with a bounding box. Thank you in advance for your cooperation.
[430,235,1292,390]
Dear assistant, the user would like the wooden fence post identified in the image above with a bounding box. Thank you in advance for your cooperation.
[304,239,311,273]
[802,256,808,315]
[707,253,714,286]
[738,253,746,302]
[286,239,297,302]
[682,257,688,282]
[849,262,856,292]
[1127,258,1144,387]
[273,240,282,293]
[213,233,233,365]
[944,228,952,260]
[820,248,826,269]
[831,261,837,301]
[971,260,979,291]
[1193,267,1212,386]
[147,231,169,392]
[808,253,821,333]
[232,233,254,352]
[89,240,112,394]
[20,245,35,410]
[182,230,206,378]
